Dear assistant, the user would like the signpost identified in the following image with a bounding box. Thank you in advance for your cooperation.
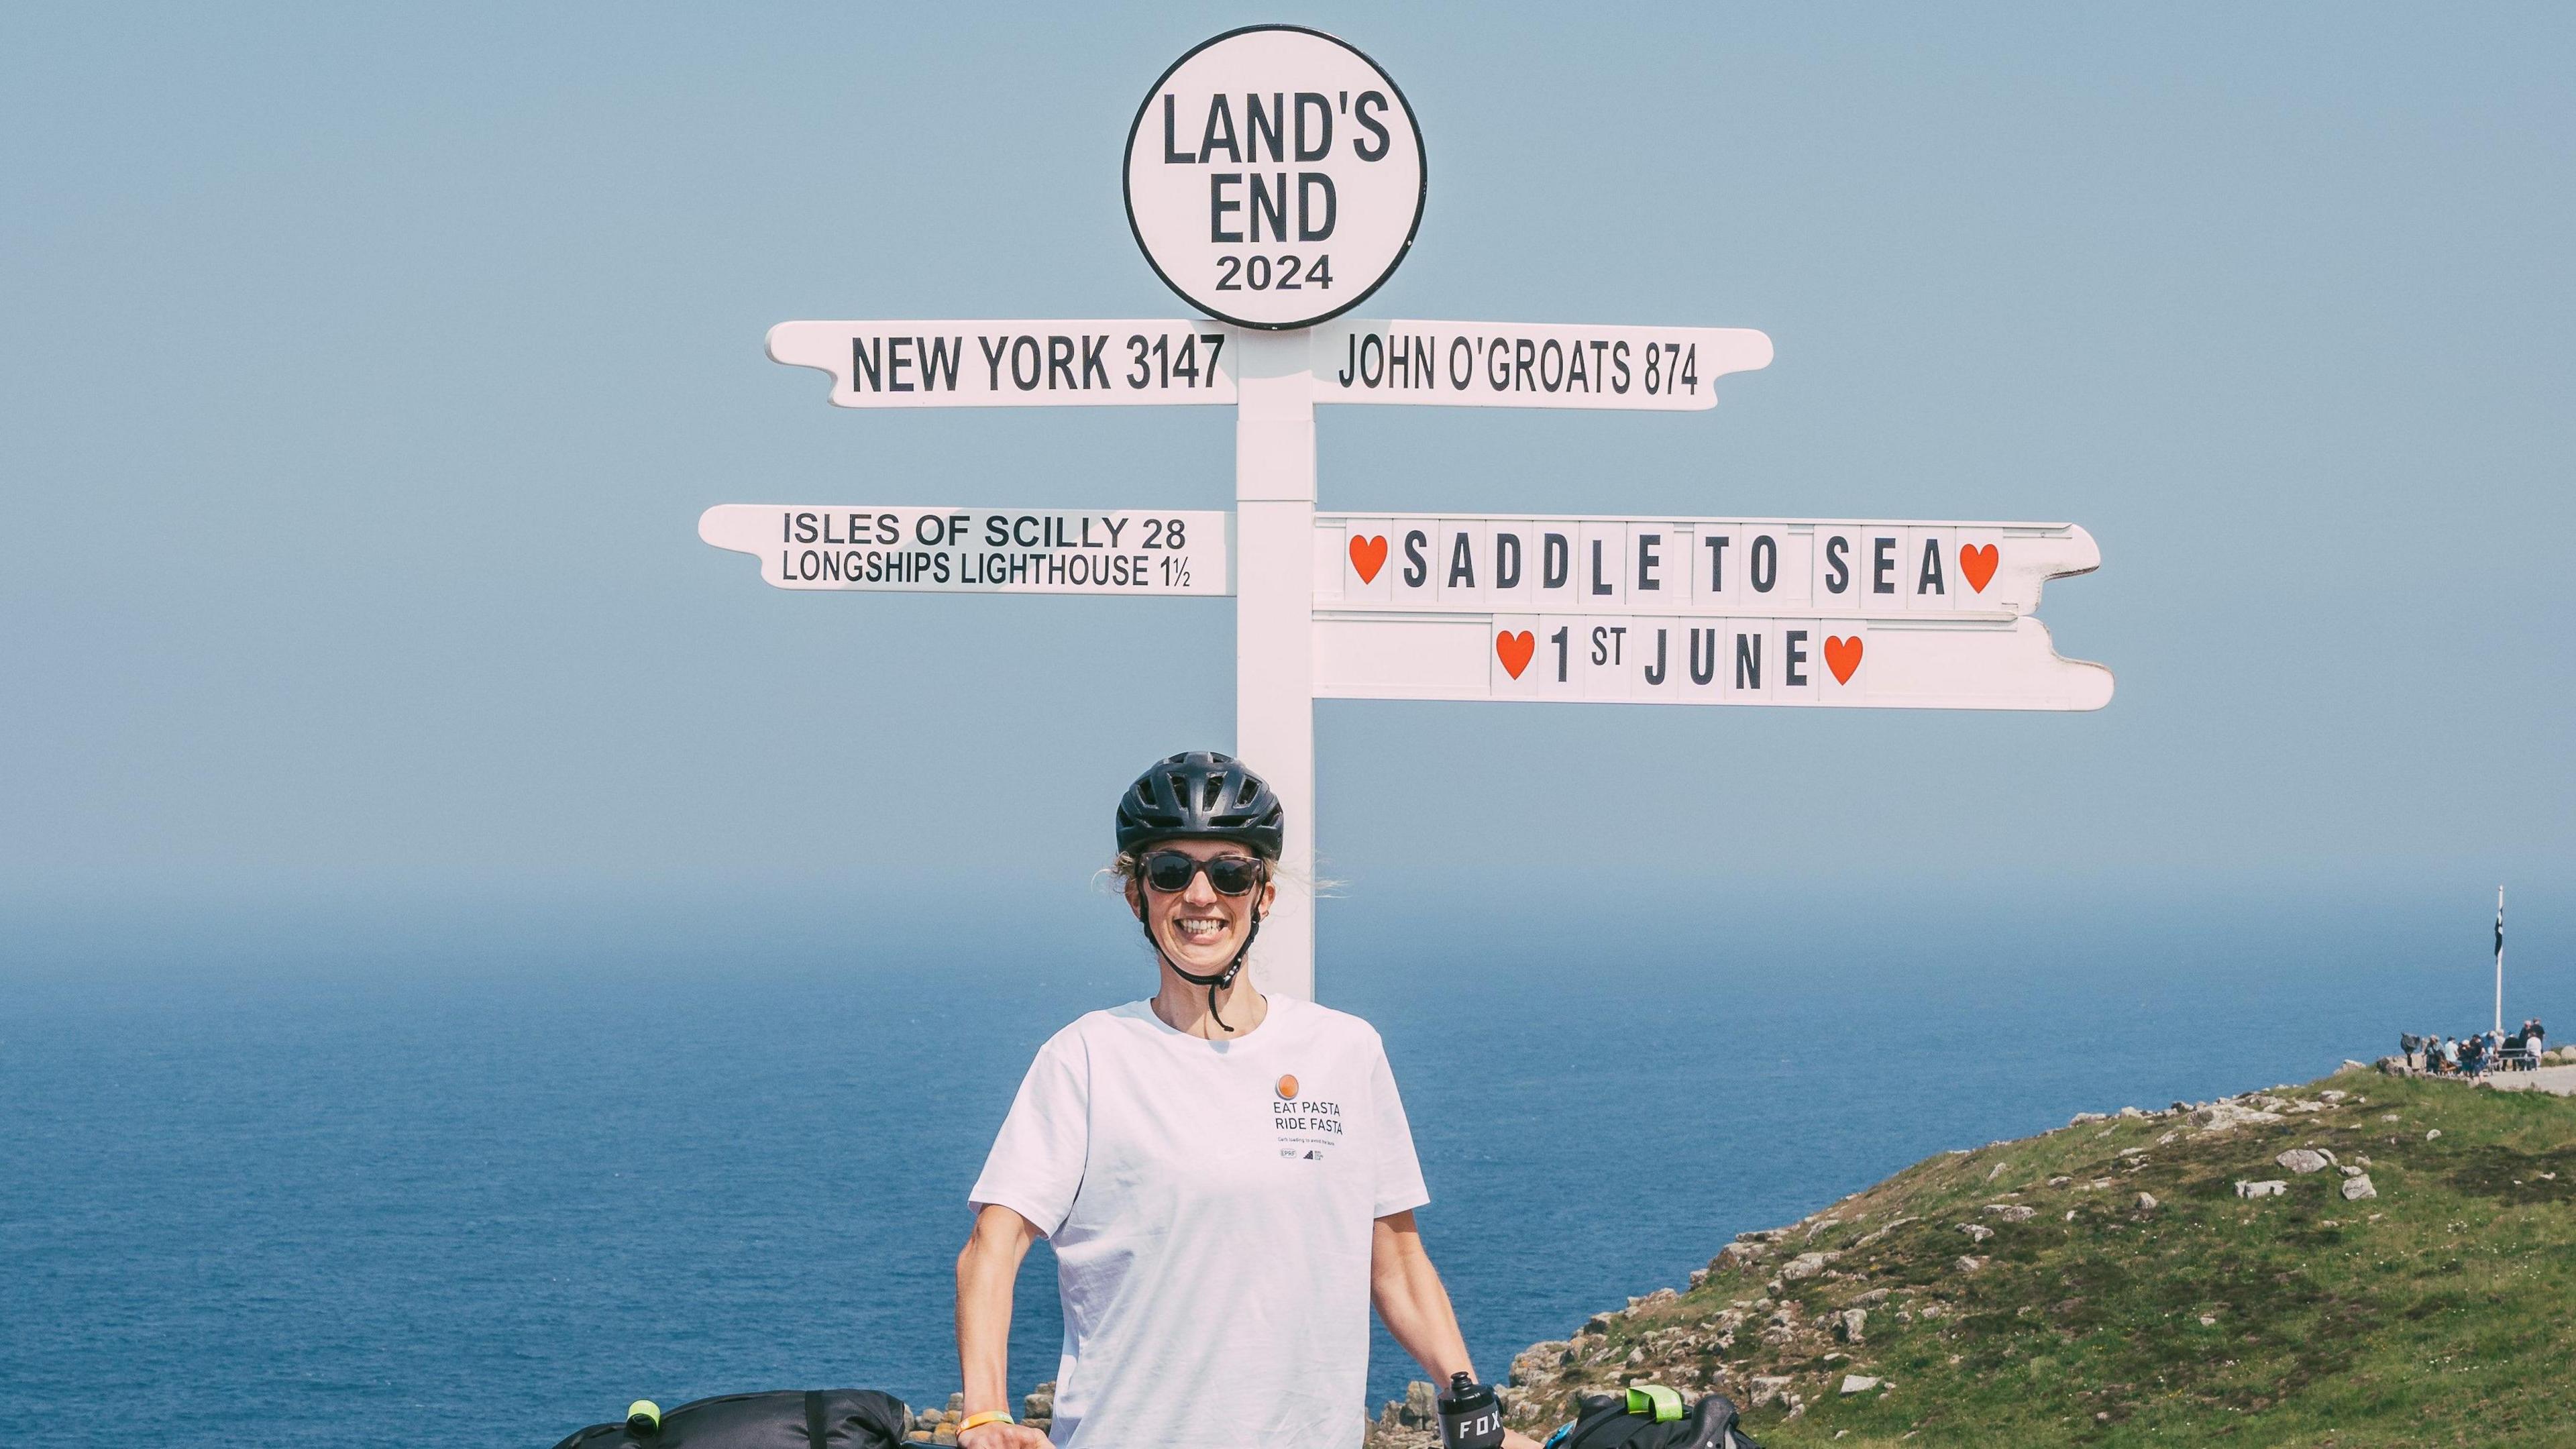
[702,25,2114,1000]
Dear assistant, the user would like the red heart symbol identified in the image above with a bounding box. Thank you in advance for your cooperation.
[1495,630,1535,680]
[1348,534,1388,584]
[1959,543,1998,594]
[1824,635,1863,684]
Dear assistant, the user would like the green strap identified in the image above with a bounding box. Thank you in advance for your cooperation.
[1627,1385,1682,1423]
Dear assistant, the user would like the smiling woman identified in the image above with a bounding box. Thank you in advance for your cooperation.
[947,751,1540,1449]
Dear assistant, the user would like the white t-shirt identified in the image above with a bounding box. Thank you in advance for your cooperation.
[969,996,1430,1449]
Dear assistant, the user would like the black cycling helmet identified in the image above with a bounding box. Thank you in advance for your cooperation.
[1115,751,1284,859]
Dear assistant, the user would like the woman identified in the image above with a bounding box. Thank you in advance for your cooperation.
[954,751,1536,1449]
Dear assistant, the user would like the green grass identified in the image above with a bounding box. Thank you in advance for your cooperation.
[1497,1070,2576,1448]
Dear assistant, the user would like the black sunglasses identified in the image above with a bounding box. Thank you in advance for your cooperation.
[1140,851,1267,896]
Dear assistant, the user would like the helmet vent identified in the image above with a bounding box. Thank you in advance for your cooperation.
[1114,750,1285,859]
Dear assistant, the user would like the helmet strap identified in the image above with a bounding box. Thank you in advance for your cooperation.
[1143,896,1265,1034]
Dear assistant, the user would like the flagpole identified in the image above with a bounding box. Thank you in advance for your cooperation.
[2493,885,2505,1037]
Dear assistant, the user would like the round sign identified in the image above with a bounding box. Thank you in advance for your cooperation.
[1124,26,1426,331]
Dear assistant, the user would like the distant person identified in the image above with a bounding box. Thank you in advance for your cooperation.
[2532,1020,2548,1058]
[951,752,1540,1449]
[2400,1032,2420,1070]
[2441,1037,2460,1073]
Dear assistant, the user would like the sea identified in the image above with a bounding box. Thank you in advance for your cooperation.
[3,875,2557,1446]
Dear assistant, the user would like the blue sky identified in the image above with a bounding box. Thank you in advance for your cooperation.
[4,4,2569,938]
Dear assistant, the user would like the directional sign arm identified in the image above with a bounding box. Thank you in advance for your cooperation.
[700,504,1232,595]
[1309,321,1773,410]
[1313,611,2111,710]
[1316,514,2095,618]
[767,321,1240,407]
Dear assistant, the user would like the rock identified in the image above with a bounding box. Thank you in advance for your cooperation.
[1580,1314,1613,1336]
[2136,1192,2159,1211]
[1687,1267,1709,1287]
[1629,1287,1678,1311]
[2426,1129,2441,1141]
[1780,1251,1838,1282]
[2120,1106,2148,1118]
[1402,1381,1438,1426]
[2320,1089,2348,1102]
[932,1429,957,1446]
[1852,1216,1917,1248]
[1840,1375,1882,1395]
[1955,1256,1986,1273]
[1711,1243,1764,1273]
[2235,1179,2288,1198]
[1624,1346,1646,1366]
[2339,1165,2363,1177]
[1749,1377,1793,1409]
[1958,1223,1993,1243]
[2341,1174,2378,1201]
[1511,1342,1568,1385]
[1837,1308,1868,1343]
[2193,1103,2286,1132]
[1854,1288,1891,1306]
[2277,1149,2332,1174]
[1984,1203,2037,1222]
[2070,1111,2109,1125]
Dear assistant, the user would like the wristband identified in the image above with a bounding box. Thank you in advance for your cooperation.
[960,1411,1015,1432]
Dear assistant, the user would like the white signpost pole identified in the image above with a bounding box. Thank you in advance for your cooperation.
[1123,24,1432,1004]
[1233,329,1320,1000]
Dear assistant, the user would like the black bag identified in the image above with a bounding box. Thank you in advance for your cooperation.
[1546,1387,1762,1449]
[550,1389,909,1449]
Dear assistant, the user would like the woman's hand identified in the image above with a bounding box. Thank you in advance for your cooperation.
[957,1421,1051,1449]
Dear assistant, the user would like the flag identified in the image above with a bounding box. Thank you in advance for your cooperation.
[2496,894,2506,961]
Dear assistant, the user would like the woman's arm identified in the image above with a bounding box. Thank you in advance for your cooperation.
[955,1203,1053,1449]
[1370,1210,1472,1379]
[1370,1211,1542,1449]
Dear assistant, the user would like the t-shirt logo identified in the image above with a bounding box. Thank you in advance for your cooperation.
[1276,1074,1299,1100]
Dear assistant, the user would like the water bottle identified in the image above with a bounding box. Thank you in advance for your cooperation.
[1438,1372,1505,1449]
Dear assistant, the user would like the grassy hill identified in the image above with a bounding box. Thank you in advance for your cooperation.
[1434,1067,2576,1448]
